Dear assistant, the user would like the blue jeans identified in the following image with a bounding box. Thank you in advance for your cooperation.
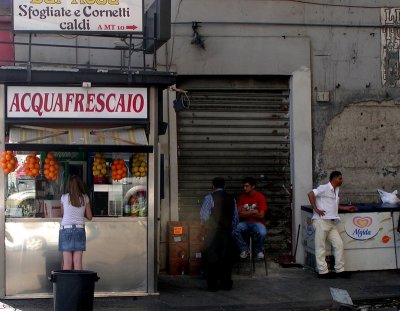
[232,222,267,254]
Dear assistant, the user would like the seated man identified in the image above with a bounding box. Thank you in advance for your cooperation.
[232,177,267,260]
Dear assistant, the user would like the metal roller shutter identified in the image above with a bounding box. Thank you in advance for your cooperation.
[176,76,291,256]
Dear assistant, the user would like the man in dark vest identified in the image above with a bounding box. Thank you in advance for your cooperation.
[200,177,238,291]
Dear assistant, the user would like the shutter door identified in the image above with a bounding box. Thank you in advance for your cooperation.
[176,76,291,256]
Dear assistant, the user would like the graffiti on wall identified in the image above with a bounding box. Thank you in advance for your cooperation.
[381,8,400,87]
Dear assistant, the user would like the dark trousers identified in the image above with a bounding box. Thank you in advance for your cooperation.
[203,231,233,291]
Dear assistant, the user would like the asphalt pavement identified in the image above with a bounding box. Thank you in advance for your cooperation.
[1,260,400,311]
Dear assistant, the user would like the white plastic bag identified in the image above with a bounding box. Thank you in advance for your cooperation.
[377,189,400,204]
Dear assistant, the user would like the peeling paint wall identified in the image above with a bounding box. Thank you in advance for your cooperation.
[318,100,400,203]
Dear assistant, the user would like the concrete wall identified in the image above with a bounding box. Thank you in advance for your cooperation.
[320,100,400,203]
[157,0,400,198]
[155,0,400,264]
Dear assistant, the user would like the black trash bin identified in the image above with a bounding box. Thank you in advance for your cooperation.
[49,270,99,311]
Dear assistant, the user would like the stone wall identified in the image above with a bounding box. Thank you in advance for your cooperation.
[318,100,400,203]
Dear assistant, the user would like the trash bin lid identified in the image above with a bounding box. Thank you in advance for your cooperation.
[50,270,99,282]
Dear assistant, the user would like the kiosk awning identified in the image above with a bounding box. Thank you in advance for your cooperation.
[6,125,152,153]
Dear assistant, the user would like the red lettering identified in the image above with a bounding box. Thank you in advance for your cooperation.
[21,93,31,112]
[52,94,63,112]
[31,93,44,116]
[9,94,21,112]
[115,94,125,112]
[74,93,85,112]
[96,93,105,112]
[65,93,74,111]
[8,90,146,117]
[86,93,95,112]
[53,93,64,112]
[127,94,133,112]
[132,94,144,113]
[106,94,116,112]
[43,93,50,112]
[44,93,53,112]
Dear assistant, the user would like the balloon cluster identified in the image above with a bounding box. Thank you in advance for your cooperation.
[1,151,18,175]
[111,159,127,181]
[24,153,40,177]
[43,152,59,181]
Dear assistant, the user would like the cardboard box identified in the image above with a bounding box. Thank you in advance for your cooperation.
[168,259,188,275]
[168,221,189,243]
[44,200,62,218]
[168,241,189,261]
[189,242,205,261]
[188,222,205,243]
[189,258,203,275]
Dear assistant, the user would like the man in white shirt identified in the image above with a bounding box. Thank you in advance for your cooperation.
[307,171,357,279]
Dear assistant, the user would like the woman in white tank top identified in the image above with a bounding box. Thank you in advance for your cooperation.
[59,175,93,270]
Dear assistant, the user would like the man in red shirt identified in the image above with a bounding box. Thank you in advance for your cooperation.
[232,177,267,260]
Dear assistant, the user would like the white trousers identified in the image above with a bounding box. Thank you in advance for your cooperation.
[312,219,345,274]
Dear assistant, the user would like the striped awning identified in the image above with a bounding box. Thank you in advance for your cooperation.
[8,125,148,146]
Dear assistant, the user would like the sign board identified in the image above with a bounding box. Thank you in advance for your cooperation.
[13,0,143,33]
[7,86,148,119]
[344,214,380,241]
